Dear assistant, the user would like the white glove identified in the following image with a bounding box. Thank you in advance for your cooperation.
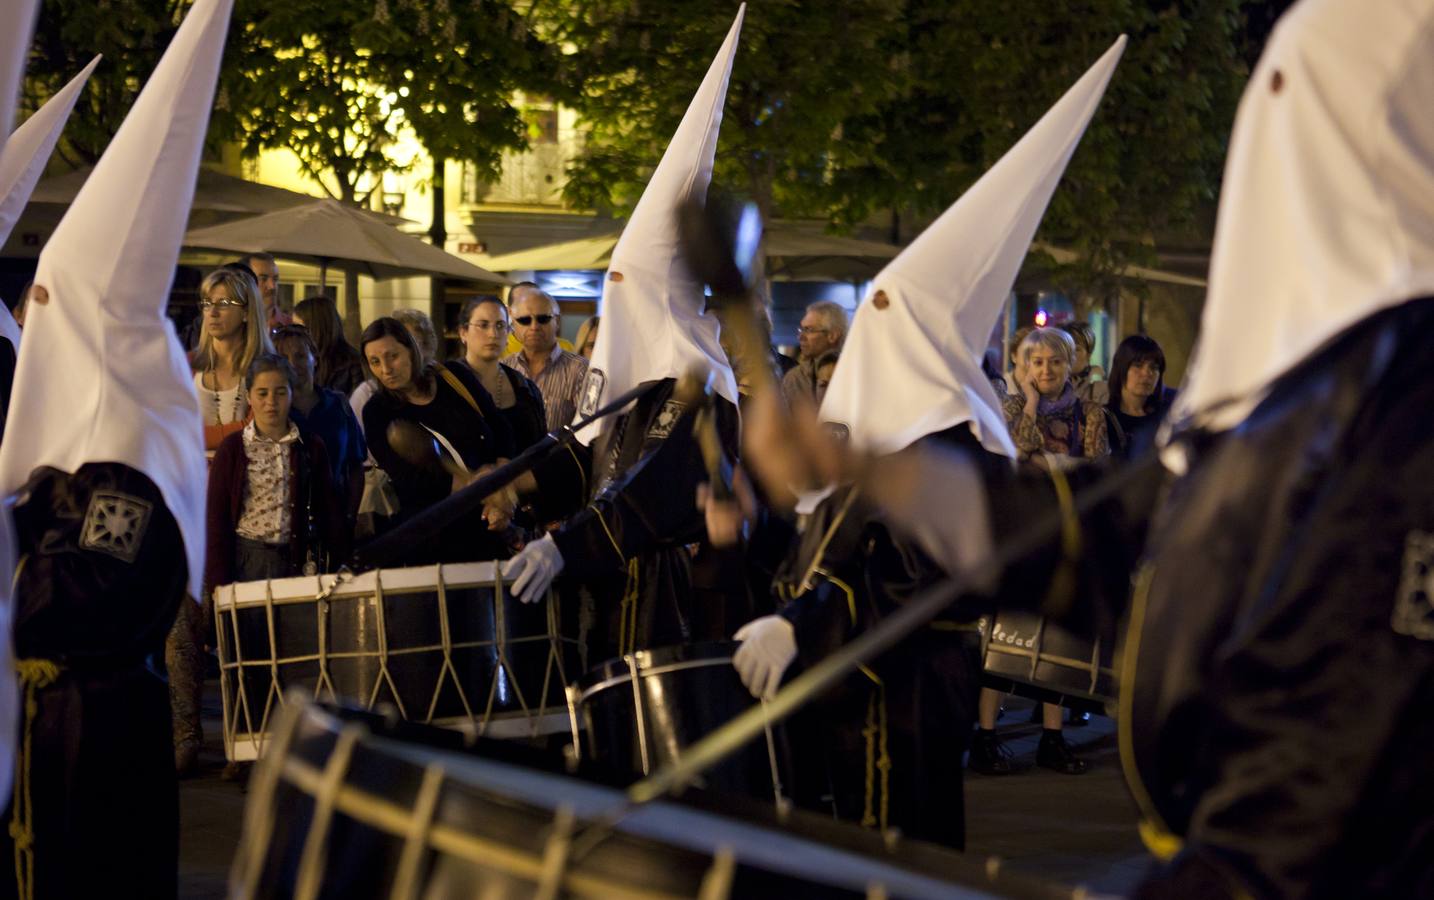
[504,534,565,604]
[732,616,797,700]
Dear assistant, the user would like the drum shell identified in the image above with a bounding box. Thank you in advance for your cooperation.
[573,641,786,799]
[979,608,1121,707]
[215,564,578,760]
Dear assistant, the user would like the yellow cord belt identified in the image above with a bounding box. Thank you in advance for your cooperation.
[11,658,62,900]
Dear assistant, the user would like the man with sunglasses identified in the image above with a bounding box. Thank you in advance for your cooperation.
[501,282,588,432]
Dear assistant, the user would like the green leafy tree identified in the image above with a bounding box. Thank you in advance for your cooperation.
[216,0,559,205]
[549,0,1247,310]
[539,0,907,221]
[22,0,185,166]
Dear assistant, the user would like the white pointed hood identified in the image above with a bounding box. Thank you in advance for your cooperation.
[0,0,40,138]
[0,56,98,250]
[0,0,40,811]
[0,55,101,351]
[1172,0,1434,433]
[0,0,234,600]
[575,6,744,444]
[820,36,1126,458]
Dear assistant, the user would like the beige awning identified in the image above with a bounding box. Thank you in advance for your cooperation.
[184,199,509,286]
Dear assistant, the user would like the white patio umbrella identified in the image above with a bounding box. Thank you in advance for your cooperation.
[183,197,509,288]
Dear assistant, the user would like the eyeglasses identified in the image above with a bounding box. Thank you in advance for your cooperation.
[513,314,555,326]
[464,320,510,333]
[797,325,829,336]
[200,298,246,311]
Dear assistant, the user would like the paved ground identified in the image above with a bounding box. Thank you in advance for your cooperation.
[178,690,1149,898]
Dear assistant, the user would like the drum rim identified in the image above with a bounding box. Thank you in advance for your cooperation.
[574,657,734,705]
[212,560,505,609]
[574,640,740,697]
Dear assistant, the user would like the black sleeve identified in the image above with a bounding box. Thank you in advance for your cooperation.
[526,438,593,524]
[363,395,451,513]
[445,361,515,460]
[12,464,187,662]
[552,392,739,576]
[982,455,1164,636]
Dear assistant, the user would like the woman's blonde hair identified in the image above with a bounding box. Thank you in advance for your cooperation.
[1017,327,1076,368]
[193,266,273,375]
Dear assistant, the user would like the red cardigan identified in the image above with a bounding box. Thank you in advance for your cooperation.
[205,427,347,593]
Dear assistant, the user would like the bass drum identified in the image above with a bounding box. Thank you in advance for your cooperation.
[230,699,1066,899]
[977,608,1123,711]
[569,641,788,805]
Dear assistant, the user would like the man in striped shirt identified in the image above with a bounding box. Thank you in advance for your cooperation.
[501,282,588,432]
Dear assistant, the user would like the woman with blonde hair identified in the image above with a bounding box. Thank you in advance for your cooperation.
[574,314,600,359]
[191,265,274,451]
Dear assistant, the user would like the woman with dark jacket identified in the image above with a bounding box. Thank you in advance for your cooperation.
[360,316,517,562]
[205,354,347,591]
[1104,334,1177,459]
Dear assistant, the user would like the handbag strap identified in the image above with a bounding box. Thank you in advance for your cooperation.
[437,365,483,417]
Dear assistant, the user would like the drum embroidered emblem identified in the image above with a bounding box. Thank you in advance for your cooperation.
[647,399,687,440]
[1394,530,1434,640]
[79,490,153,563]
[579,368,606,418]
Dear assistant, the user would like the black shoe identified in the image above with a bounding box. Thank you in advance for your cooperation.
[1036,731,1088,775]
[968,730,1016,775]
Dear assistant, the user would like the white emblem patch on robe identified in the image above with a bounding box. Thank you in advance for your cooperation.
[1394,530,1434,641]
[80,490,153,563]
[580,368,606,419]
[647,399,687,441]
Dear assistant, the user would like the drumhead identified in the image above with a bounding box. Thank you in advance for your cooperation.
[212,560,504,610]
[574,640,738,702]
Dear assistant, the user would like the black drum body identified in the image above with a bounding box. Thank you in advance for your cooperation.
[978,609,1122,710]
[214,562,578,761]
[232,700,1037,899]
[570,641,787,802]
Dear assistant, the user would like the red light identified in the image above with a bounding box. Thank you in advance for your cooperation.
[1034,309,1049,327]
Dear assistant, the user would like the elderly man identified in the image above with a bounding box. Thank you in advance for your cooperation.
[781,300,847,409]
[243,251,291,330]
[501,281,587,431]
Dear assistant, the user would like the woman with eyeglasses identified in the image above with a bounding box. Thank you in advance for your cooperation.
[191,265,274,452]
[361,316,517,562]
[455,296,548,452]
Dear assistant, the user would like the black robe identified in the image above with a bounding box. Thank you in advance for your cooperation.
[772,424,1010,850]
[537,378,740,666]
[0,463,186,900]
[979,297,1434,898]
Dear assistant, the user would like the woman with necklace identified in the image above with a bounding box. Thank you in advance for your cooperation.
[455,296,547,452]
[190,265,273,453]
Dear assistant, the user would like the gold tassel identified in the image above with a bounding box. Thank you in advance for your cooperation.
[11,658,62,900]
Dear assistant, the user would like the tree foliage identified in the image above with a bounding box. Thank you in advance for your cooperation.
[215,0,562,204]
[538,0,906,220]
[23,0,186,166]
[547,0,1249,307]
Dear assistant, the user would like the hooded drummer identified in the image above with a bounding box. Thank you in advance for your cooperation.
[504,9,745,665]
[713,39,1125,850]
[790,0,1434,894]
[0,1,229,895]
